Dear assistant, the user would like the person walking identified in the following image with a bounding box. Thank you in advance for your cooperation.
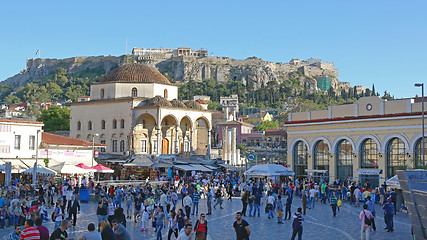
[359,204,374,240]
[67,195,80,227]
[276,195,284,224]
[390,189,397,215]
[233,212,250,240]
[241,190,249,217]
[124,192,134,219]
[301,191,307,215]
[153,206,167,240]
[330,191,338,217]
[192,191,200,216]
[365,196,376,231]
[213,187,223,209]
[248,193,254,217]
[6,225,21,240]
[354,187,361,207]
[206,189,213,215]
[285,193,292,220]
[167,210,178,240]
[140,201,151,231]
[183,194,193,218]
[177,223,193,240]
[253,191,262,217]
[290,207,303,240]
[53,200,65,230]
[266,192,275,219]
[193,213,208,240]
[97,197,108,232]
[383,198,394,232]
[309,187,316,208]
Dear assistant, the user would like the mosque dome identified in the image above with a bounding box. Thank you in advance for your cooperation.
[100,63,171,85]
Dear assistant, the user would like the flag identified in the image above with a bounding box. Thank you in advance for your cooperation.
[35,49,40,55]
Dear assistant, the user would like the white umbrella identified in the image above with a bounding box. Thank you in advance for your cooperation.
[386,175,400,189]
[244,164,295,176]
[50,163,92,174]
[22,165,56,176]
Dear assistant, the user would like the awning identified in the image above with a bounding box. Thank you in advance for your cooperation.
[305,169,328,174]
[174,165,195,171]
[219,164,240,171]
[357,169,382,175]
[190,164,213,172]
[203,165,217,170]
[22,165,56,176]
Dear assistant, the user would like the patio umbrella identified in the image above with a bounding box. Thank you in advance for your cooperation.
[76,163,95,171]
[244,164,295,177]
[50,163,92,174]
[93,164,114,173]
[22,165,56,176]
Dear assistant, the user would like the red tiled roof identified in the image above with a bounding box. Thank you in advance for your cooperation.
[196,100,207,104]
[42,132,105,147]
[0,118,43,125]
[285,111,424,125]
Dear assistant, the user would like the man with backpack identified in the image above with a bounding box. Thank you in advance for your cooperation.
[291,207,303,240]
[359,204,374,240]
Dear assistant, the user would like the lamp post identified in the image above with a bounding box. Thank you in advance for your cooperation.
[92,133,99,167]
[32,129,41,184]
[415,83,424,167]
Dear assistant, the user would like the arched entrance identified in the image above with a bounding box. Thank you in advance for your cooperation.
[360,138,379,187]
[414,137,427,168]
[386,137,406,178]
[336,139,353,181]
[195,117,209,155]
[293,141,308,178]
[162,138,169,154]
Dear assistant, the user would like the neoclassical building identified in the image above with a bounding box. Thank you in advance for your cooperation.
[70,64,212,157]
[285,96,426,186]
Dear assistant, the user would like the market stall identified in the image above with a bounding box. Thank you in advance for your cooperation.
[244,164,295,177]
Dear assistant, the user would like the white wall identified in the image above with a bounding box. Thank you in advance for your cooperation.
[90,83,178,100]
[0,121,43,159]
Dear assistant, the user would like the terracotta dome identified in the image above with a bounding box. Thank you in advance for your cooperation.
[100,63,171,85]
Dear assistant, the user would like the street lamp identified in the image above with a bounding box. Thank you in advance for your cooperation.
[32,129,41,184]
[415,83,424,167]
[92,133,99,167]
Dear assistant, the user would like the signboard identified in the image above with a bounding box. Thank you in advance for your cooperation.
[247,154,255,162]
[94,150,99,157]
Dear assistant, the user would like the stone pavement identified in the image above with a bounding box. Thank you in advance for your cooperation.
[0,196,412,240]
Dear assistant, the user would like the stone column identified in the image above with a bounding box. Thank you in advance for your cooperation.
[157,127,162,155]
[227,129,232,165]
[222,127,228,162]
[231,128,237,166]
[175,126,179,154]
[189,129,193,154]
[353,153,361,181]
[329,153,337,181]
[207,129,212,159]
[378,152,387,180]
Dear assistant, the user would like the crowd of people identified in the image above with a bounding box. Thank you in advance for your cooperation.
[0,172,400,240]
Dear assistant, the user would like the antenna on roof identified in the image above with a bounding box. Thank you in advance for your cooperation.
[125,37,128,55]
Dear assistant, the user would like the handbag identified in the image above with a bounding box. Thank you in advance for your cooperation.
[363,210,372,226]
[337,199,342,207]
[152,220,156,228]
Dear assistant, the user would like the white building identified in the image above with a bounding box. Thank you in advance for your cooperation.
[70,64,212,157]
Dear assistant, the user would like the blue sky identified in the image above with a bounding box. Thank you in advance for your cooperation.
[0,1,426,98]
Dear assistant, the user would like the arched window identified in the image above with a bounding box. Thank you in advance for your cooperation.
[293,141,308,177]
[101,120,105,130]
[77,121,81,131]
[164,89,168,98]
[88,121,92,130]
[113,119,117,129]
[336,139,353,181]
[120,119,125,129]
[120,140,125,152]
[314,140,329,171]
[360,138,379,188]
[131,87,137,97]
[387,138,406,178]
[414,137,427,168]
[100,89,105,99]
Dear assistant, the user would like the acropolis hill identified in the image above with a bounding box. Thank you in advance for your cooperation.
[1,47,357,92]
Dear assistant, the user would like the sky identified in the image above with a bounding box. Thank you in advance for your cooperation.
[0,1,426,98]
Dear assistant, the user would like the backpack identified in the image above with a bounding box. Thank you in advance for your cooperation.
[292,216,301,229]
[51,207,59,222]
[363,210,372,226]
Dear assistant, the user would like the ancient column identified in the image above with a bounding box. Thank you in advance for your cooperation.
[207,129,212,159]
[157,127,162,155]
[231,128,237,166]
[190,129,193,154]
[222,127,228,161]
[175,126,179,154]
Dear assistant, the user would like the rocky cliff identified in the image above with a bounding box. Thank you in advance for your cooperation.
[2,54,344,92]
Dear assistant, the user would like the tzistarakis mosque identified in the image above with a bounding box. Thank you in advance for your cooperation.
[70,64,212,157]
[286,96,427,186]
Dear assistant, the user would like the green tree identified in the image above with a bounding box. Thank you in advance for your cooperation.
[25,104,42,119]
[4,94,21,104]
[37,106,70,131]
[256,120,279,131]
[46,82,63,100]
[0,84,13,100]
[207,101,219,111]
